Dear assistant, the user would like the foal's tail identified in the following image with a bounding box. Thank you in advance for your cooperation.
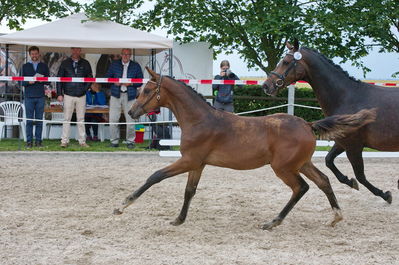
[309,108,377,140]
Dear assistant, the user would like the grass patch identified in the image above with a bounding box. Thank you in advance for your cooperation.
[0,139,377,152]
[0,139,159,152]
[316,146,377,152]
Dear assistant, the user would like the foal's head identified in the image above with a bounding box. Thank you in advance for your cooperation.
[262,40,307,96]
[128,67,164,119]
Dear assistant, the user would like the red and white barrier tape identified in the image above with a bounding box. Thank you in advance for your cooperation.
[293,80,399,87]
[0,114,178,125]
[0,76,398,86]
[0,76,261,85]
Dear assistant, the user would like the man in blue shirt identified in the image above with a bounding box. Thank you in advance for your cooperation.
[21,46,50,148]
[105,48,143,148]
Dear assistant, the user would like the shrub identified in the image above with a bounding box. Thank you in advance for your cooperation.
[234,85,324,121]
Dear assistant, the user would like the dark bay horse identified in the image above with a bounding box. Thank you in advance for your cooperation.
[262,40,395,203]
[114,67,376,230]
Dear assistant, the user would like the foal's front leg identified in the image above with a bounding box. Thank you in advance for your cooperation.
[170,165,205,226]
[113,158,195,215]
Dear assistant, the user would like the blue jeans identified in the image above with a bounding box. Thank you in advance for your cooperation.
[25,97,45,143]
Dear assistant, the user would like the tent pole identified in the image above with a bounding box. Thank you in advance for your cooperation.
[168,48,173,77]
[4,44,9,139]
[168,48,173,139]
[5,44,9,101]
[17,46,28,151]
[148,48,156,149]
[151,49,155,71]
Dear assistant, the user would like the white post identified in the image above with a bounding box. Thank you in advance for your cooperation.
[287,85,295,115]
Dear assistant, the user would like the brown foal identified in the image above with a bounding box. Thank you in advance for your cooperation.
[113,67,376,230]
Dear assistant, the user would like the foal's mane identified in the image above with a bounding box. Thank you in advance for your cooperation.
[302,47,360,84]
[164,76,214,107]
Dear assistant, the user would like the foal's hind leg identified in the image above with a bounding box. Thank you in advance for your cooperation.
[170,165,205,226]
[300,162,343,227]
[114,158,197,215]
[261,168,309,231]
[326,144,359,190]
[346,147,392,203]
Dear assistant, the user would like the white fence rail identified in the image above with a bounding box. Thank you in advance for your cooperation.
[159,139,399,158]
[158,84,399,158]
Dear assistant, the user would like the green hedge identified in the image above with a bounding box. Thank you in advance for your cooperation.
[234,85,324,121]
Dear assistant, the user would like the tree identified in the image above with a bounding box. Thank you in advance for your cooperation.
[133,0,309,74]
[82,0,398,77]
[83,0,144,25]
[314,0,398,76]
[364,0,399,54]
[0,0,81,30]
[131,0,398,76]
[326,0,398,54]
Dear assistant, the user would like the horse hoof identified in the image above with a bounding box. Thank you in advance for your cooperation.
[123,195,135,205]
[384,191,392,204]
[170,218,184,226]
[260,221,277,231]
[330,208,343,227]
[260,218,282,231]
[260,223,274,231]
[113,208,123,215]
[350,178,359,190]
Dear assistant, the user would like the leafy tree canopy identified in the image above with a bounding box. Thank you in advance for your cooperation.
[307,0,399,76]
[4,0,398,77]
[83,0,144,24]
[131,0,398,76]
[0,0,81,30]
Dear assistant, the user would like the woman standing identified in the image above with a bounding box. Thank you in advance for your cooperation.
[212,60,240,112]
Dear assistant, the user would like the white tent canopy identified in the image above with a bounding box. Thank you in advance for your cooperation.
[0,13,173,55]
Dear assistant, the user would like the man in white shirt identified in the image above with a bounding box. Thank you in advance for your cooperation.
[105,48,143,148]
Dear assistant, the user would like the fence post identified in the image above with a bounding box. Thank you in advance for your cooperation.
[287,85,295,115]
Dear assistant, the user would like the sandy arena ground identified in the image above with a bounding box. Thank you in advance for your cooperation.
[0,152,398,265]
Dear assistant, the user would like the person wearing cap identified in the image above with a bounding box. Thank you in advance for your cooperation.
[105,48,143,149]
[56,47,93,148]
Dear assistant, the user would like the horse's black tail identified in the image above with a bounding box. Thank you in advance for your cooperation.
[309,108,377,140]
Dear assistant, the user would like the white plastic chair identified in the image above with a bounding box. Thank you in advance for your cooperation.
[98,123,106,142]
[44,112,64,139]
[0,101,27,141]
[41,113,47,140]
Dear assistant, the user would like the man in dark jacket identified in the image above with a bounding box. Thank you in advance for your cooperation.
[21,46,50,148]
[105,48,143,148]
[56,47,93,148]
